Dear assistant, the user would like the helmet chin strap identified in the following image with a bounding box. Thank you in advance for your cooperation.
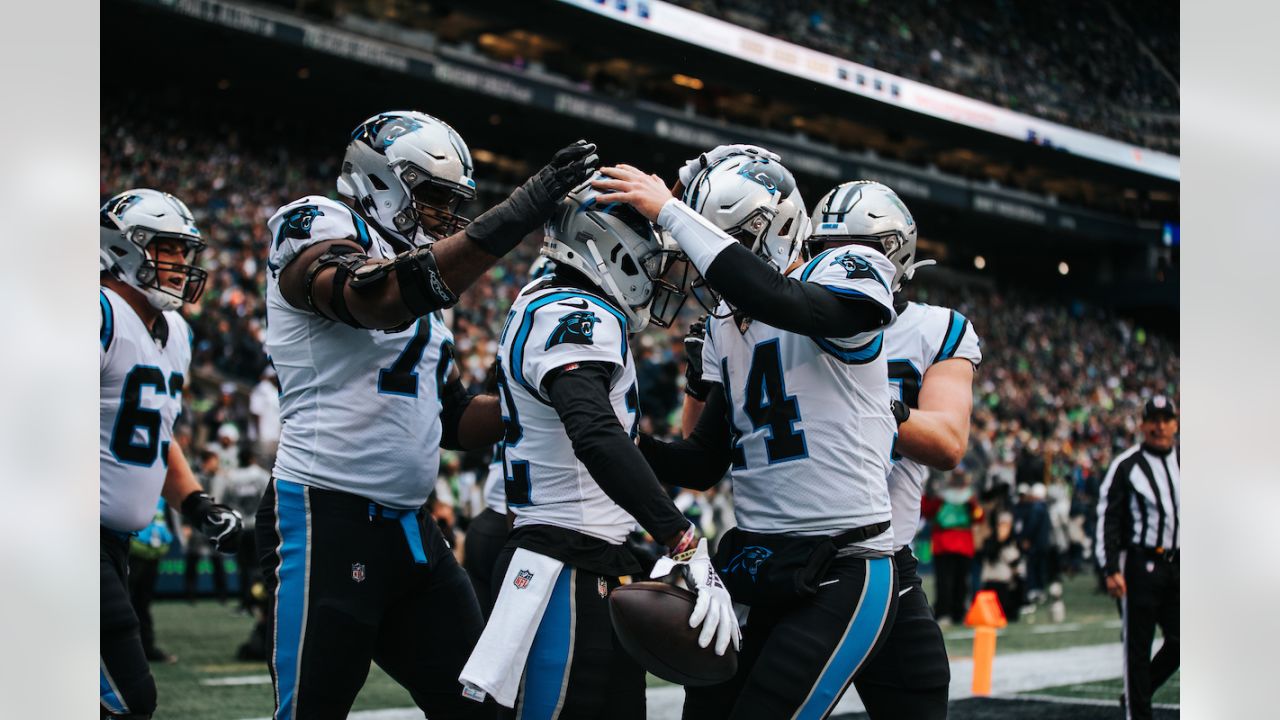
[901,258,937,285]
[584,237,647,333]
[142,285,183,312]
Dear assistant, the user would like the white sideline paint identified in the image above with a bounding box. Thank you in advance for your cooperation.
[201,674,272,686]
[236,641,1171,720]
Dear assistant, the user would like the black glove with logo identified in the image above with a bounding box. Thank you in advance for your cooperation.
[683,315,711,402]
[466,140,601,257]
[181,491,244,554]
[891,398,911,426]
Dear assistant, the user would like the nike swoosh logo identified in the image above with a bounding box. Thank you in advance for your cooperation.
[559,299,589,309]
[899,586,913,597]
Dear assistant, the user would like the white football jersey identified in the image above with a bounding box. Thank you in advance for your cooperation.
[100,287,193,532]
[702,244,898,551]
[496,281,640,544]
[883,301,982,549]
[265,195,455,509]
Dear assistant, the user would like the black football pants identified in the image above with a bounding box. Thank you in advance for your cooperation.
[1120,551,1179,720]
[463,508,509,620]
[854,546,950,720]
[101,528,155,718]
[683,554,898,720]
[256,479,489,720]
[491,547,646,720]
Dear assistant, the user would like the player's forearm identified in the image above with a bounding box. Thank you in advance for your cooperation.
[450,393,504,450]
[160,442,204,507]
[681,394,705,439]
[895,408,969,469]
[639,383,732,490]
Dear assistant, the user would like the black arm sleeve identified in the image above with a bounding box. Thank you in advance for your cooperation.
[704,243,890,336]
[438,378,474,451]
[637,383,733,491]
[545,362,691,543]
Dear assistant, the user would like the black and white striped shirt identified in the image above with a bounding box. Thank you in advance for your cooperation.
[1096,443,1180,574]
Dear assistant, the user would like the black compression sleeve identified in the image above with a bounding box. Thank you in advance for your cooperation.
[637,383,733,491]
[438,379,473,451]
[704,243,890,336]
[545,362,690,542]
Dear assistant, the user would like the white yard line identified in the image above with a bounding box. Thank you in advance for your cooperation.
[236,641,1173,720]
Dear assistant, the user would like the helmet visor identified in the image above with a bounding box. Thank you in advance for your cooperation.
[399,162,475,240]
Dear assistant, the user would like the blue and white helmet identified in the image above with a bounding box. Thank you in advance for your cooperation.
[681,151,808,272]
[807,181,931,291]
[543,176,686,333]
[338,110,476,248]
[100,189,207,311]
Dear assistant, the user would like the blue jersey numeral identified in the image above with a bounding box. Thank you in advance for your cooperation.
[494,361,531,506]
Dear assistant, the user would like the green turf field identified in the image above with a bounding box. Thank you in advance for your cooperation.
[147,572,1175,719]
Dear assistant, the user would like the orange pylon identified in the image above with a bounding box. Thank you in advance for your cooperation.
[964,590,1008,696]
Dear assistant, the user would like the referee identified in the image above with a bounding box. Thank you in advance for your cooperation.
[1096,395,1180,720]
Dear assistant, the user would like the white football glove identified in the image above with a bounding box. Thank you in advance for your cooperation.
[677,144,782,189]
[650,538,741,656]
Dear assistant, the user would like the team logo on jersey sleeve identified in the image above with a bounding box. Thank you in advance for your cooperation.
[545,310,601,349]
[723,546,773,582]
[830,252,885,285]
[275,205,325,247]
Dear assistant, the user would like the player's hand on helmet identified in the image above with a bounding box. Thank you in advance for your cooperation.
[592,164,673,223]
[650,536,741,656]
[181,491,244,554]
[466,140,600,256]
[677,144,781,189]
[683,315,710,401]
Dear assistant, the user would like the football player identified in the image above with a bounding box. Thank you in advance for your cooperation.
[594,154,900,719]
[100,189,244,719]
[258,110,599,719]
[462,259,558,620]
[462,179,737,718]
[806,181,981,720]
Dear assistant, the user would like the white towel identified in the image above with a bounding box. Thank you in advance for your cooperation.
[459,548,565,708]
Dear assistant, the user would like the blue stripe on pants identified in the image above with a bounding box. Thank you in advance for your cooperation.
[100,662,128,714]
[273,480,310,720]
[519,568,574,720]
[795,556,895,720]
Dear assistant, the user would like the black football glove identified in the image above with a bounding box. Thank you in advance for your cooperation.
[683,315,711,402]
[465,139,600,257]
[181,491,243,554]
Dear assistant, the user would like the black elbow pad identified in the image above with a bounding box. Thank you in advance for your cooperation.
[389,245,458,316]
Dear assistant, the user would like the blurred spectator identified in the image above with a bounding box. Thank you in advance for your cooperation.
[1013,483,1052,607]
[978,510,1023,621]
[248,365,281,468]
[922,474,980,625]
[185,450,230,604]
[224,446,271,612]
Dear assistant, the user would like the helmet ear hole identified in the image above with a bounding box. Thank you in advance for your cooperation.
[777,217,793,237]
[620,254,639,277]
[369,174,389,191]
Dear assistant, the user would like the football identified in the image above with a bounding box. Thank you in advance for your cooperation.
[609,580,738,686]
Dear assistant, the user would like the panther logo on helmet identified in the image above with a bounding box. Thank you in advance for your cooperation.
[351,114,424,154]
[546,310,601,350]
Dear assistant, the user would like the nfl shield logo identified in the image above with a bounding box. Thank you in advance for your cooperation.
[514,569,534,590]
[352,563,366,583]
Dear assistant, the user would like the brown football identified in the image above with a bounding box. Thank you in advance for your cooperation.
[608,580,738,686]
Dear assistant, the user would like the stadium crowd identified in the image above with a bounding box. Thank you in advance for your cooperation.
[670,0,1179,153]
[102,104,1177,622]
